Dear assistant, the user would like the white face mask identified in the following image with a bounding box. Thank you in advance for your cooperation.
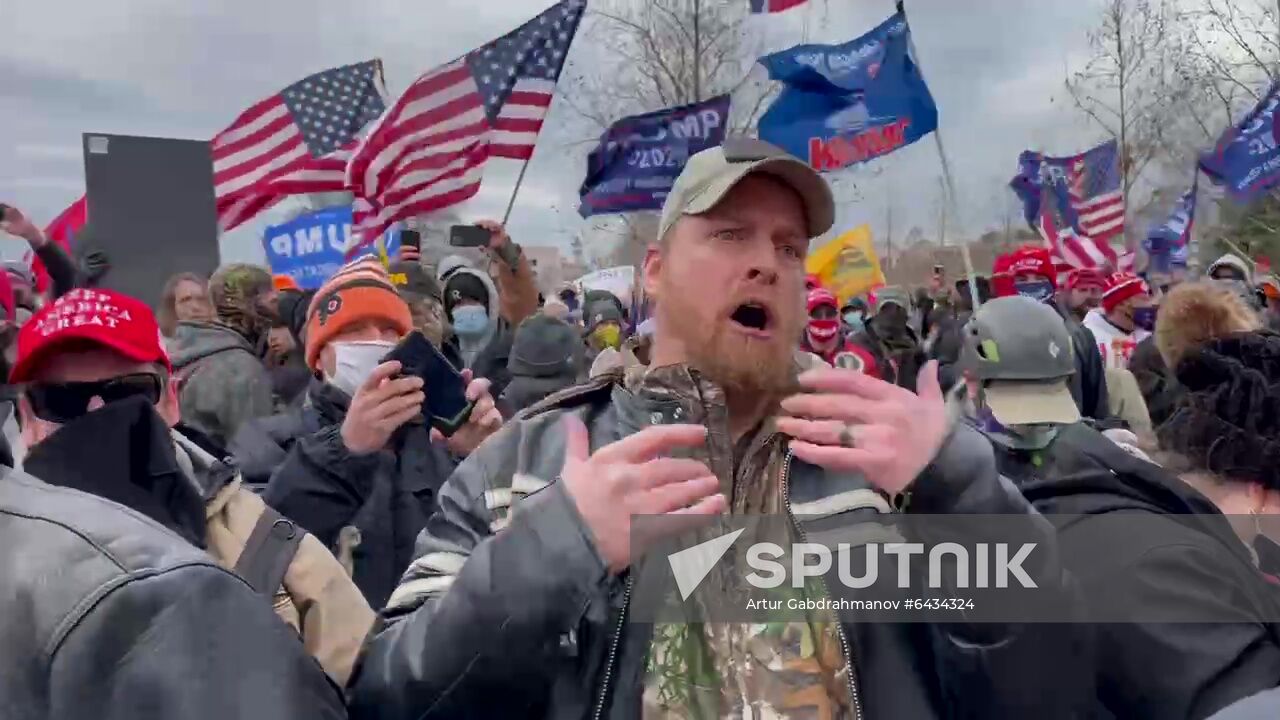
[327,340,396,397]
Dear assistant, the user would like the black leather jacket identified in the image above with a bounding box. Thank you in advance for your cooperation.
[0,468,345,720]
[348,367,1086,719]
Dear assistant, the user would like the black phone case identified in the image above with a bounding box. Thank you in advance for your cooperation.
[449,224,492,248]
[382,332,475,436]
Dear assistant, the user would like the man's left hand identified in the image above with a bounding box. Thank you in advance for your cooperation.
[432,369,504,456]
[777,360,949,497]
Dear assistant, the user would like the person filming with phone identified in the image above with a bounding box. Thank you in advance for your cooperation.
[436,219,539,399]
[261,258,503,608]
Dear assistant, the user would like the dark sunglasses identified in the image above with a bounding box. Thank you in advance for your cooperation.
[25,373,163,424]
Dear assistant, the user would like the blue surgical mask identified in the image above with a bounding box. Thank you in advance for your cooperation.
[452,304,489,337]
[1014,280,1056,304]
[842,311,865,332]
[1131,306,1157,332]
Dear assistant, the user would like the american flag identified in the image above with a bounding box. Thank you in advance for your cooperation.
[212,60,386,232]
[1065,139,1126,241]
[346,0,586,249]
[1014,140,1126,269]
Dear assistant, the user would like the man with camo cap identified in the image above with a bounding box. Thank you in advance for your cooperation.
[170,263,278,447]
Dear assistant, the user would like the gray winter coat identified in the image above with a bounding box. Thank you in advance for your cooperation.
[170,321,274,448]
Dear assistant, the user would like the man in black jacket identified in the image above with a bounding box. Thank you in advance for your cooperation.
[349,141,1082,719]
[258,258,502,607]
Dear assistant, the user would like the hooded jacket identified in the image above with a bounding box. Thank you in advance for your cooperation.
[348,364,1085,720]
[170,320,274,448]
[439,257,521,396]
[1020,441,1280,719]
[1208,253,1254,283]
[0,469,347,720]
[20,397,374,687]
[261,379,459,608]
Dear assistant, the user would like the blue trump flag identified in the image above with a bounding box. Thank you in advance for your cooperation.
[757,10,938,171]
[578,95,732,217]
[1145,178,1198,272]
[1200,82,1280,202]
[263,206,400,289]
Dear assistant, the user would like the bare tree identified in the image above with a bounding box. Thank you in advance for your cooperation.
[559,0,784,139]
[1066,0,1192,219]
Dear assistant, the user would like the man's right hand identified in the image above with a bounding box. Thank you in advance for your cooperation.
[341,361,425,455]
[0,204,44,246]
[559,416,725,574]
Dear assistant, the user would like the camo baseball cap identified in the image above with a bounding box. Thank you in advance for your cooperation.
[658,138,835,242]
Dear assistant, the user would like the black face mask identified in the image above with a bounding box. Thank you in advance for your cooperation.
[24,395,206,548]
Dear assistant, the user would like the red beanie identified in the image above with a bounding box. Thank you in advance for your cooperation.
[1102,272,1149,313]
[994,245,1056,290]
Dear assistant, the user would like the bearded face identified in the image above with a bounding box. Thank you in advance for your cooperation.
[646,175,808,397]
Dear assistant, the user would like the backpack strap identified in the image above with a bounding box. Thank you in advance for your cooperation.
[235,504,304,597]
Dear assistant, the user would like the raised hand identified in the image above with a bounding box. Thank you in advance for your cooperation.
[341,361,425,455]
[777,360,948,497]
[559,416,725,573]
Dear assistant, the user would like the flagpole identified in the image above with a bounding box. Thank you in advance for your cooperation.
[899,0,981,311]
[692,0,701,102]
[502,157,533,225]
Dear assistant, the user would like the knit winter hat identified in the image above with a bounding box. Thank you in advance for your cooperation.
[1158,331,1280,490]
[508,315,582,379]
[305,258,412,371]
[584,300,624,332]
[444,272,490,319]
[1101,272,1149,314]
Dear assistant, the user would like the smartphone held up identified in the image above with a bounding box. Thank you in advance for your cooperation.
[381,331,475,436]
[449,224,492,248]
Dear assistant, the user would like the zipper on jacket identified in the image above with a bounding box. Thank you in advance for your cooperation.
[592,574,633,720]
[782,450,864,720]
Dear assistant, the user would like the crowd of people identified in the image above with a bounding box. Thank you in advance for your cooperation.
[3,139,1280,719]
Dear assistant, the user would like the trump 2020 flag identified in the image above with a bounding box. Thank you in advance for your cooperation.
[1145,178,1198,272]
[578,95,731,217]
[757,10,938,171]
[1200,82,1280,202]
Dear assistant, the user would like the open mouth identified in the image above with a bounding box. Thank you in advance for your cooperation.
[730,302,772,335]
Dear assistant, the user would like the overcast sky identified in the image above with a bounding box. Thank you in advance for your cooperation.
[3,0,1108,266]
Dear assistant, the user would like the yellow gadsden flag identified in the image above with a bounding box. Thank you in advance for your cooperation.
[805,225,885,301]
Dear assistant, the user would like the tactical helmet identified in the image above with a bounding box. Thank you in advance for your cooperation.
[959,296,1075,382]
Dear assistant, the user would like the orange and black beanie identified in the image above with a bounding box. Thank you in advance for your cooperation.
[305,257,412,371]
